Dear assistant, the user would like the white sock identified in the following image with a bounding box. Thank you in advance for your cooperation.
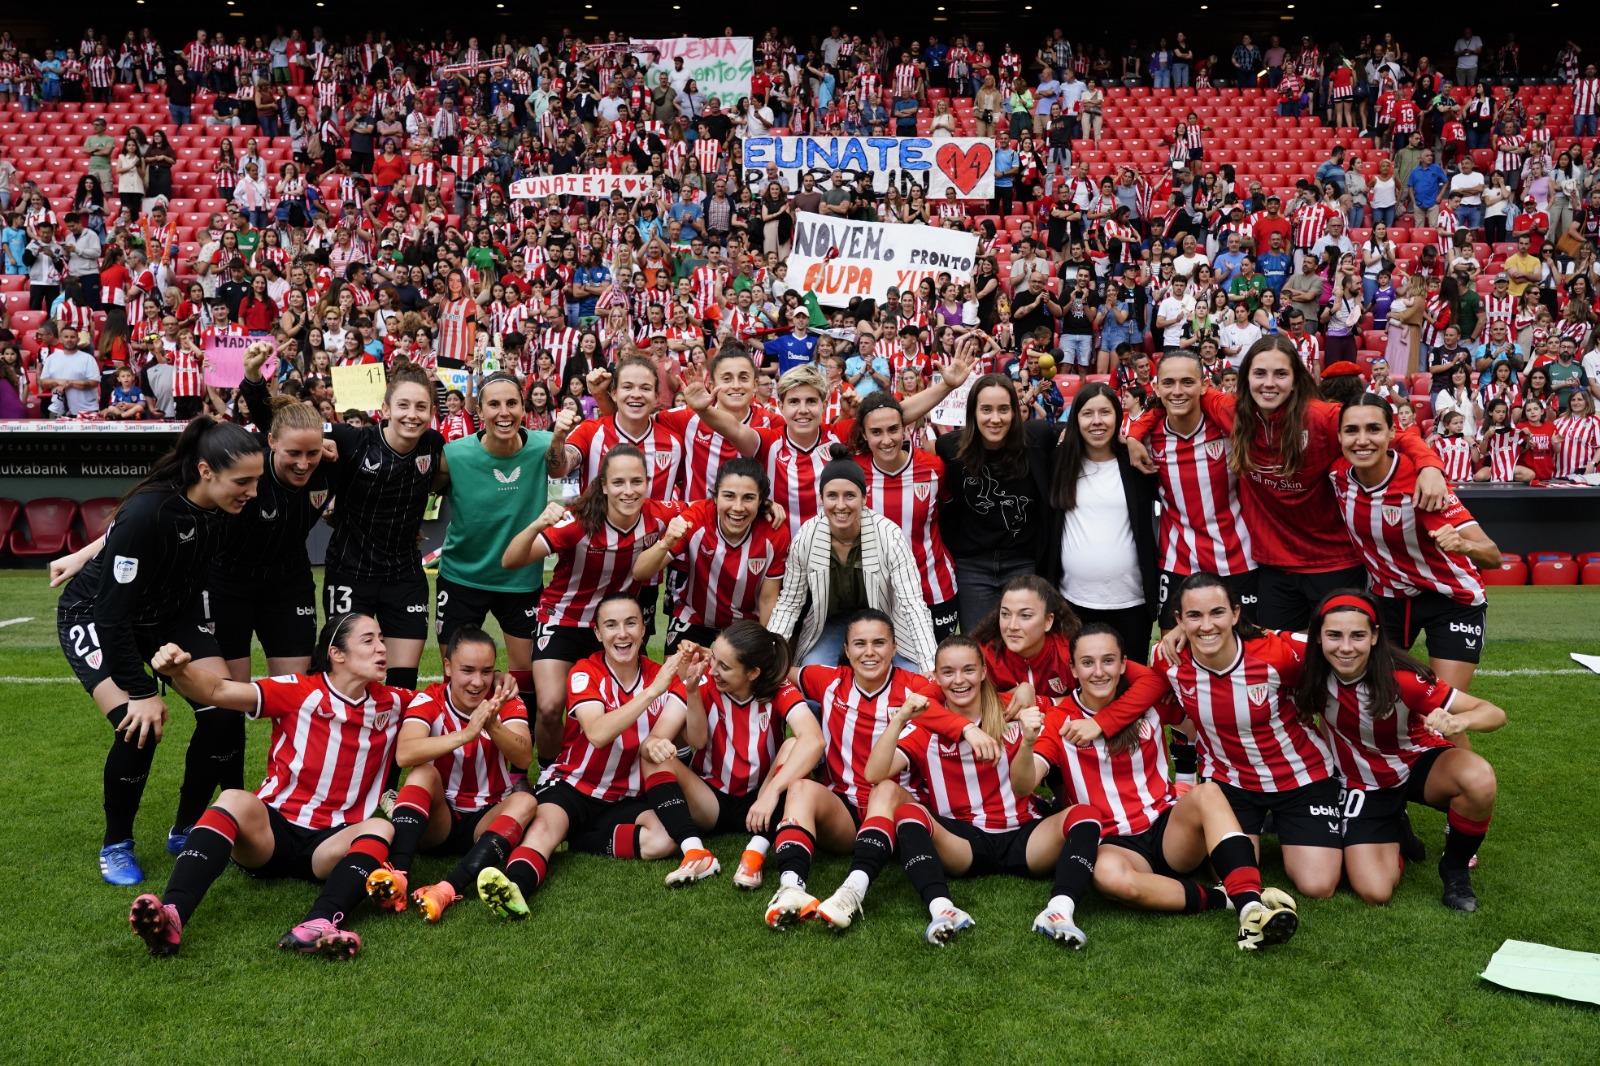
[779,870,803,889]
[680,836,704,855]
[1047,894,1076,917]
[842,870,870,896]
[929,896,954,918]
[744,836,770,856]
[1177,771,1198,784]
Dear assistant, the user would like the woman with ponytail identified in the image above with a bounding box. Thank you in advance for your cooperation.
[54,417,262,887]
[127,613,513,959]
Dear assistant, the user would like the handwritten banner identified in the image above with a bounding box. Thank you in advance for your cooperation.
[203,334,275,389]
[789,211,979,307]
[743,136,996,199]
[630,36,753,104]
[331,363,388,412]
[509,173,655,200]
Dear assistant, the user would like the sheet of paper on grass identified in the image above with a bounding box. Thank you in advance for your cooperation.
[1480,939,1600,1006]
[1570,653,1600,675]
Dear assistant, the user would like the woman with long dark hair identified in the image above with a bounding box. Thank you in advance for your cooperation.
[1046,383,1159,660]
[1128,335,1449,629]
[934,373,1059,631]
[1296,590,1504,911]
[55,418,263,885]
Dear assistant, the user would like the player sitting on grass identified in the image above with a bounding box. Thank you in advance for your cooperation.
[364,626,537,922]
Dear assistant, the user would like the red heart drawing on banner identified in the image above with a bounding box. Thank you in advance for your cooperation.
[934,142,994,196]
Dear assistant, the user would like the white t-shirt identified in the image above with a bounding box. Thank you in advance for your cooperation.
[1450,172,1485,206]
[1157,295,1187,346]
[1219,320,1263,362]
[1173,251,1208,279]
[41,349,102,415]
[1370,177,1397,209]
[1058,458,1144,610]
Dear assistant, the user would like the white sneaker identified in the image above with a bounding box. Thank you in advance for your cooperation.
[924,906,975,945]
[1031,906,1087,948]
[1237,888,1298,951]
[732,849,765,890]
[763,885,818,928]
[815,881,866,930]
[663,849,720,888]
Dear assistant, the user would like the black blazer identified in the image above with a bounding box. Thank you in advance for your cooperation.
[1042,444,1161,624]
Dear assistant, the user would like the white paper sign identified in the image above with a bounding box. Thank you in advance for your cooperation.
[789,211,980,307]
[742,136,996,199]
[630,37,754,104]
[509,173,654,200]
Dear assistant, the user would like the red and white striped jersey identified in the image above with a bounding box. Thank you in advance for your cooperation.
[857,451,957,603]
[536,323,583,382]
[1317,669,1453,790]
[1431,433,1474,481]
[693,139,723,175]
[439,411,474,442]
[658,405,783,501]
[250,673,407,830]
[88,55,114,88]
[489,300,531,339]
[1288,330,1323,376]
[668,499,789,628]
[897,718,1037,832]
[1435,205,1458,257]
[1573,77,1600,116]
[690,678,809,797]
[1555,413,1600,477]
[1144,411,1255,577]
[1291,200,1338,248]
[403,683,529,811]
[1481,426,1521,481]
[798,664,942,812]
[892,63,920,97]
[436,296,477,362]
[855,70,882,106]
[1329,451,1487,606]
[1033,693,1184,838]
[536,500,681,628]
[542,654,686,802]
[1482,292,1515,331]
[55,301,95,336]
[565,415,685,499]
[755,424,846,539]
[1494,134,1527,175]
[171,347,204,398]
[1154,631,1336,793]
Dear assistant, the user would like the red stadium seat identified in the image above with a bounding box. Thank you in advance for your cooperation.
[1481,559,1528,586]
[0,498,18,553]
[1531,560,1579,586]
[1528,550,1573,563]
[8,498,77,557]
[69,497,120,552]
[1577,551,1600,567]
[1582,562,1600,585]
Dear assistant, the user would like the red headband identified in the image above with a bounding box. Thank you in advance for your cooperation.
[1322,594,1378,623]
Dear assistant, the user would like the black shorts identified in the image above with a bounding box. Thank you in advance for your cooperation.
[57,602,221,698]
[1376,593,1486,665]
[1101,806,1192,877]
[238,805,345,882]
[212,579,318,661]
[533,779,649,855]
[1255,564,1367,631]
[1341,745,1451,846]
[1157,569,1261,630]
[323,572,431,642]
[424,805,493,856]
[664,617,720,656]
[1217,777,1344,849]
[435,575,540,645]
[706,787,764,835]
[935,814,1042,877]
[531,622,601,663]
[929,597,961,643]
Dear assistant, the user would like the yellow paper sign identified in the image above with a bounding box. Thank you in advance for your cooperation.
[331,363,388,411]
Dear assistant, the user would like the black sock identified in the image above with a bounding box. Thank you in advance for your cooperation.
[894,806,948,906]
[304,834,389,924]
[1442,810,1490,871]
[772,824,815,886]
[505,845,547,895]
[643,771,697,845]
[444,822,520,894]
[387,783,433,873]
[1211,832,1263,910]
[847,816,895,884]
[163,808,239,923]
[1051,806,1102,904]
[173,708,245,831]
[1171,735,1198,776]
[103,704,157,846]
[1182,879,1228,914]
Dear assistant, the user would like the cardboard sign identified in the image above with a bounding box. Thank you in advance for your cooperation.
[789,211,980,306]
[742,136,997,199]
[508,173,655,200]
[630,36,753,103]
[331,363,388,411]
[203,334,276,389]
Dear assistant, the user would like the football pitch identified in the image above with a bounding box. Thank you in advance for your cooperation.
[1,568,1597,1064]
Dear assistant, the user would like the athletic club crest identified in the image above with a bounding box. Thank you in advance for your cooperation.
[1137,718,1157,742]
[1048,677,1067,695]
[309,490,328,508]
[1204,439,1225,461]
[914,482,932,502]
[1003,721,1023,744]
[748,558,768,575]
[653,452,672,470]
[1382,505,1402,526]
[373,709,392,730]
[415,454,433,474]
[537,633,552,650]
[756,710,771,731]
[1247,683,1270,705]
[86,649,103,670]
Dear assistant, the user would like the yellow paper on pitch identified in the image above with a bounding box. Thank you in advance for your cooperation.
[332,364,388,410]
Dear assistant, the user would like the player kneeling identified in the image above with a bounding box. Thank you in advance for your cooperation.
[1019,625,1300,951]
[637,622,824,888]
[475,595,694,919]
[363,627,537,922]
[863,637,1104,947]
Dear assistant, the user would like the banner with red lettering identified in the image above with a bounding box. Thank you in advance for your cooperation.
[743,136,997,200]
[630,36,753,104]
[508,173,655,200]
[789,211,979,307]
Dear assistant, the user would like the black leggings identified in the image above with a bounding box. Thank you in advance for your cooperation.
[1067,602,1153,664]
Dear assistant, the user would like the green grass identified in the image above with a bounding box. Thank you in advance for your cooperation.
[1,569,1597,1064]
